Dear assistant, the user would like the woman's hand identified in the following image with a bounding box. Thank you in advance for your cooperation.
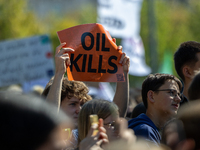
[79,119,108,150]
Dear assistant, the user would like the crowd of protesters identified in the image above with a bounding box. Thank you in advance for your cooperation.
[1,40,200,150]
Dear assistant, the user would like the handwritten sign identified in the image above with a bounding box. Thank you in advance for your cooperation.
[0,35,55,87]
[57,23,125,82]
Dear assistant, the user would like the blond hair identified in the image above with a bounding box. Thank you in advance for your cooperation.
[78,99,118,144]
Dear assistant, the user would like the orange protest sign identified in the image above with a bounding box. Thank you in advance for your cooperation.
[57,23,125,82]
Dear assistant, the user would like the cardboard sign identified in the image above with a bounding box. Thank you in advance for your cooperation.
[57,23,125,82]
[0,35,55,87]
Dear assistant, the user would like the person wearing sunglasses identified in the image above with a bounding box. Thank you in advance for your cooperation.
[128,73,182,145]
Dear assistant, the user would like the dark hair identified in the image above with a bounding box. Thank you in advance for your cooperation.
[131,102,146,118]
[188,72,200,101]
[42,77,92,103]
[0,91,69,150]
[174,41,200,81]
[161,118,186,148]
[177,100,200,149]
[142,73,182,109]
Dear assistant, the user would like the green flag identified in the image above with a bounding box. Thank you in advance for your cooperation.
[158,51,173,74]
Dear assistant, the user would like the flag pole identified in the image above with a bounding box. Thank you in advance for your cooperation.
[147,0,158,73]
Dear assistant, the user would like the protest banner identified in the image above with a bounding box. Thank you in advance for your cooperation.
[121,36,151,76]
[0,35,54,87]
[97,0,143,38]
[57,23,125,82]
[97,0,151,76]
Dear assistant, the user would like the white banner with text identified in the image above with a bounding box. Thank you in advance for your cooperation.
[97,0,143,38]
[0,35,55,87]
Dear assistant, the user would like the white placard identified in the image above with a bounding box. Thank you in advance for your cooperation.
[97,0,143,38]
[88,82,114,101]
[0,35,55,87]
[121,36,151,76]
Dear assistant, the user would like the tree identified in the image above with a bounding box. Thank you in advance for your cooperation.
[0,0,42,40]
[140,0,195,76]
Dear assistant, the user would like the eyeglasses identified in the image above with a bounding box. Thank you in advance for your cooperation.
[154,89,181,98]
[104,121,116,128]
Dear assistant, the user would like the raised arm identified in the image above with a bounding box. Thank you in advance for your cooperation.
[46,43,74,112]
[113,46,130,117]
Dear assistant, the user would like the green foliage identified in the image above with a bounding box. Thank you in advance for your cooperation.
[40,12,80,54]
[0,0,97,49]
[38,3,97,53]
[3,0,200,88]
[188,0,200,40]
[140,0,200,78]
[0,0,42,40]
[155,1,193,60]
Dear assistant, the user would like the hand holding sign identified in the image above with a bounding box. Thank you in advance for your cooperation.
[57,23,125,82]
[119,50,130,74]
[112,38,130,74]
[55,43,74,76]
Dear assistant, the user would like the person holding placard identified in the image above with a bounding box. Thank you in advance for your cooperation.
[42,38,130,149]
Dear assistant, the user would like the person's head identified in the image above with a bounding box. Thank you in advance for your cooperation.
[42,77,92,127]
[142,74,182,116]
[188,71,200,101]
[131,102,146,118]
[78,99,119,143]
[174,41,200,83]
[31,85,44,96]
[0,91,71,150]
[161,118,185,150]
[176,100,200,150]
